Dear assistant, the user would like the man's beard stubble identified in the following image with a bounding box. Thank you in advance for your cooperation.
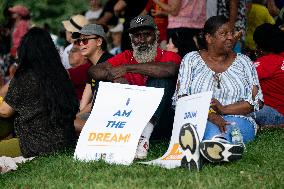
[132,40,158,63]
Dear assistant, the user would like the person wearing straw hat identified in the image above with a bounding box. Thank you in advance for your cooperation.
[61,15,89,69]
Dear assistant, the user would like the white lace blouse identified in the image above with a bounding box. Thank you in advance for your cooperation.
[173,51,263,110]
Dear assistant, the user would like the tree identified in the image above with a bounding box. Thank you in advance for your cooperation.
[10,0,90,34]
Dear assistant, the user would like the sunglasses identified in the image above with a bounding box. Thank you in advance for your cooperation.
[74,37,99,46]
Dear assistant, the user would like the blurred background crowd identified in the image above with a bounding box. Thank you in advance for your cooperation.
[0,0,283,84]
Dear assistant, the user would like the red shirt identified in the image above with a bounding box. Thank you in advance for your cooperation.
[107,48,181,86]
[145,0,168,41]
[254,52,284,115]
[68,61,92,100]
[10,20,30,57]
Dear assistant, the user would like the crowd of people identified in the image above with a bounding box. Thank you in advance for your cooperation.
[0,0,283,172]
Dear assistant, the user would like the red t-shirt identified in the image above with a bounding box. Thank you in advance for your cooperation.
[254,52,284,115]
[145,0,168,41]
[107,48,181,86]
[68,61,92,100]
[10,20,30,57]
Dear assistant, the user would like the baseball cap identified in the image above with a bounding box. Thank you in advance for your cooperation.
[128,15,157,34]
[72,24,106,40]
[62,15,89,33]
[9,5,29,17]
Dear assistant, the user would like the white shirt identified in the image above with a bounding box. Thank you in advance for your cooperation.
[61,43,73,69]
[85,9,103,21]
[173,51,263,110]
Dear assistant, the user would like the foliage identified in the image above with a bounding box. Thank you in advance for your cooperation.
[3,0,90,34]
[0,129,284,189]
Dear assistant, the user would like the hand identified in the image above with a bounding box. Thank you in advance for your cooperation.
[208,113,230,133]
[210,98,225,115]
[108,65,127,81]
[151,9,164,17]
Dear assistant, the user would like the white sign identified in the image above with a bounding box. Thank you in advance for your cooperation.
[74,82,164,165]
[142,91,212,169]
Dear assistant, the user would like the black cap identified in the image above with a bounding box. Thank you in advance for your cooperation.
[128,15,157,34]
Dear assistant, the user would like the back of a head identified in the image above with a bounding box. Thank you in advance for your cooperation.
[16,27,78,123]
[253,23,284,53]
[17,27,61,72]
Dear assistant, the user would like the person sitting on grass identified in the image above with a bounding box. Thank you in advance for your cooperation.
[88,15,181,159]
[71,24,113,135]
[250,23,284,126]
[0,27,78,158]
[173,16,263,171]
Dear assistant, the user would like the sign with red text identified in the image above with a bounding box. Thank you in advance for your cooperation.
[74,82,164,165]
[142,91,212,169]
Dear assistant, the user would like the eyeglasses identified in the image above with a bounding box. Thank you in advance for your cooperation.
[74,37,99,46]
[213,73,221,89]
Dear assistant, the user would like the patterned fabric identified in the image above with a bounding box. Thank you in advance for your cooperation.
[168,0,206,29]
[173,51,263,131]
[5,71,77,157]
[217,0,246,34]
[173,51,263,109]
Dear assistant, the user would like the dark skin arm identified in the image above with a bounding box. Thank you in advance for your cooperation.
[88,61,179,82]
[208,113,229,134]
[209,85,263,133]
[229,0,238,30]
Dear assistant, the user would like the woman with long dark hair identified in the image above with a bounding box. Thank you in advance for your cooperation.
[0,27,78,157]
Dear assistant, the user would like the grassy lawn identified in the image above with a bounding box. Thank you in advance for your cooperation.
[1,129,283,189]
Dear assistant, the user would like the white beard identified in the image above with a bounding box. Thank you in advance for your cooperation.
[132,40,158,63]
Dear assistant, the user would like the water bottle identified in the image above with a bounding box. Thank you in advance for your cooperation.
[230,122,243,145]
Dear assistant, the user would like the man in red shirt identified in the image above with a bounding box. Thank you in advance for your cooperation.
[89,15,181,159]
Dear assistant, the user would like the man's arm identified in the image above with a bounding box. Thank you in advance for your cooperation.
[89,61,179,82]
[123,62,179,78]
[88,62,114,81]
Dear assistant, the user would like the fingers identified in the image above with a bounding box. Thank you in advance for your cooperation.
[219,124,227,134]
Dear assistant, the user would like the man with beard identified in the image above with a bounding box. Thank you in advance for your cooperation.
[88,15,181,159]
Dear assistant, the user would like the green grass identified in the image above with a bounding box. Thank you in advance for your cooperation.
[1,129,284,189]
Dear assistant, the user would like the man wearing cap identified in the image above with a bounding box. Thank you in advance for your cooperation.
[71,24,113,135]
[88,15,181,159]
[62,15,89,69]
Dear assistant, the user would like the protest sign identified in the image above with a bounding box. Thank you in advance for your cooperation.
[142,91,212,169]
[74,82,164,165]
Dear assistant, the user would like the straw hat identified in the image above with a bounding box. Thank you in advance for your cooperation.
[62,15,89,33]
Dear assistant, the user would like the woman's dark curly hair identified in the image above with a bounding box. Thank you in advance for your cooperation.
[15,27,78,125]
